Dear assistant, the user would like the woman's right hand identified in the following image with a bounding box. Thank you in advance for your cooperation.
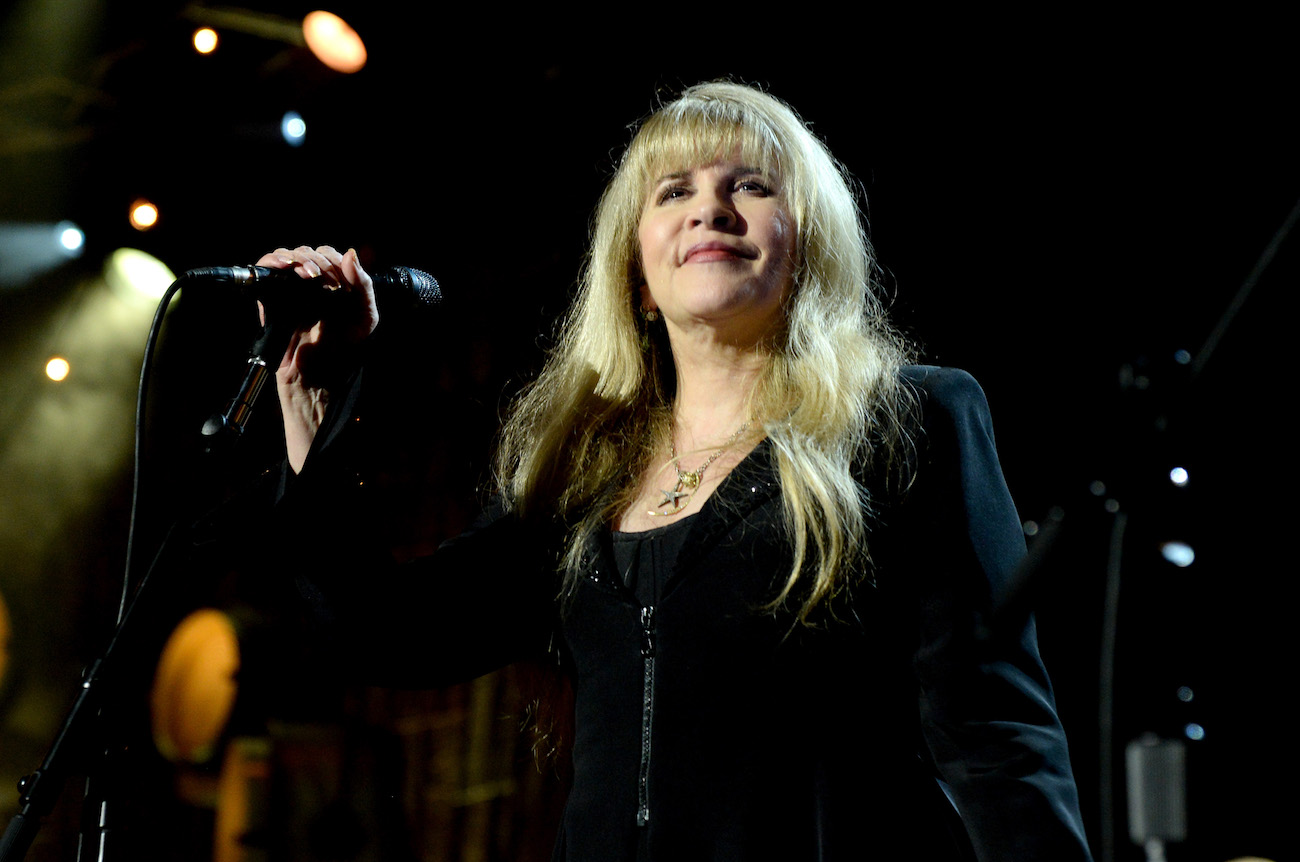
[255,245,379,473]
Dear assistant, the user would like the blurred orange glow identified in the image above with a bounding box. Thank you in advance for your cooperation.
[302,11,366,73]
[129,200,159,231]
[151,609,240,763]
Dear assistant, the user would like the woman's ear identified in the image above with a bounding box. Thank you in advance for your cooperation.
[638,282,656,312]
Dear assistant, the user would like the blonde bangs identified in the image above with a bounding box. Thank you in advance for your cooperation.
[626,94,790,205]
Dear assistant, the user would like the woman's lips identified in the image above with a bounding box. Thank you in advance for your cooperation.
[684,242,754,263]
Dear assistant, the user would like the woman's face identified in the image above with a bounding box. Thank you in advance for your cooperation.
[637,155,795,348]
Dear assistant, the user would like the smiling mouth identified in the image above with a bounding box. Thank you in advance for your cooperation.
[684,243,754,263]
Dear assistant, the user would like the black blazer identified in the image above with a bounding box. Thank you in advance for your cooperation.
[282,365,1093,861]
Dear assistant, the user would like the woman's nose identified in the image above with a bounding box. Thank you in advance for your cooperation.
[690,191,737,229]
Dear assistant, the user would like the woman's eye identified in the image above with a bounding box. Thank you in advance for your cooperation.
[658,185,690,203]
[736,179,771,195]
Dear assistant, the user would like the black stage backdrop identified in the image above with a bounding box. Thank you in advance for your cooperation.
[1,7,1293,861]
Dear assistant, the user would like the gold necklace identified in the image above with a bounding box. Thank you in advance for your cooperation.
[649,422,751,516]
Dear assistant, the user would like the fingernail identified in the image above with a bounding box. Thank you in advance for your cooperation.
[304,261,321,278]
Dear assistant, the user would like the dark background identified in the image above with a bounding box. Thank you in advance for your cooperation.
[1,4,1294,860]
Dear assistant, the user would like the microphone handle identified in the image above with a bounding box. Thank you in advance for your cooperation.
[182,265,442,310]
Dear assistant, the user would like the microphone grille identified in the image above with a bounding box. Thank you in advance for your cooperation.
[397,267,442,307]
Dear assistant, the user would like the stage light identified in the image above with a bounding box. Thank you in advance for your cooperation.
[129,199,159,231]
[302,11,366,73]
[151,609,240,763]
[179,6,366,73]
[281,111,306,146]
[45,357,71,382]
[104,248,177,301]
[1169,466,1189,486]
[194,27,219,54]
[0,221,88,288]
[57,221,84,255]
[1160,541,1195,568]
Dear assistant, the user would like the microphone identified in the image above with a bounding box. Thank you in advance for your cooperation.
[182,264,442,313]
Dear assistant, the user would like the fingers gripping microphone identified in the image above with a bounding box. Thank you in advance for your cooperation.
[190,264,440,452]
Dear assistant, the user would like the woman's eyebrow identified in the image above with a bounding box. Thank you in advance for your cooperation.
[651,170,691,186]
[652,166,769,184]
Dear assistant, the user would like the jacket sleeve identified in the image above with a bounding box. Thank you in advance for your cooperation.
[268,368,561,688]
[898,366,1093,862]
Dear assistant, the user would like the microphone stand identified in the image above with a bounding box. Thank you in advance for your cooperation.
[0,280,306,860]
[0,519,189,860]
[201,303,304,454]
[975,192,1299,862]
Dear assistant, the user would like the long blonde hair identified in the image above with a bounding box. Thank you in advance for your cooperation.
[495,81,912,620]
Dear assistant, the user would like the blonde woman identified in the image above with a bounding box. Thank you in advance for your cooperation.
[261,82,1092,860]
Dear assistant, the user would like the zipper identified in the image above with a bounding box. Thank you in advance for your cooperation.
[636,604,656,827]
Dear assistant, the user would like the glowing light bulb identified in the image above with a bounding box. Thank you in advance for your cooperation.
[130,200,159,231]
[46,357,71,382]
[281,111,307,146]
[1160,541,1195,568]
[193,28,218,54]
[302,11,366,73]
[57,222,84,253]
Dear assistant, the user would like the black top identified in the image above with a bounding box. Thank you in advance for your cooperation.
[276,366,1094,862]
[611,513,698,607]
